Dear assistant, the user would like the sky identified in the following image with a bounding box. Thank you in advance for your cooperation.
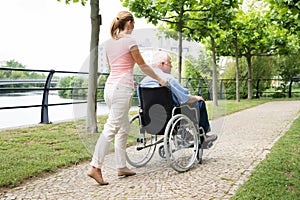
[0,0,154,72]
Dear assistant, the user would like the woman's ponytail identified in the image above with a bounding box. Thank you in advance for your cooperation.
[110,11,134,39]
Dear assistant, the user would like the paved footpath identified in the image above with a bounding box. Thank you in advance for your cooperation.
[1,101,300,200]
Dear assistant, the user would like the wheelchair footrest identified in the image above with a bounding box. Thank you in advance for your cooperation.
[201,141,213,149]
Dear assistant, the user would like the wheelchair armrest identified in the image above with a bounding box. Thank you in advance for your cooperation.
[172,104,199,125]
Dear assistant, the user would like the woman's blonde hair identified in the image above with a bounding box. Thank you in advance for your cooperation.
[110,11,134,39]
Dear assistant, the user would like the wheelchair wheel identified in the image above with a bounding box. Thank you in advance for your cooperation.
[126,114,156,167]
[164,114,199,172]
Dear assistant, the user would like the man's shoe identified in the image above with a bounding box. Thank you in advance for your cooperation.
[200,134,217,149]
[205,134,218,142]
[117,167,136,177]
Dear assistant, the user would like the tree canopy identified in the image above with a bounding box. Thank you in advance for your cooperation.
[267,0,300,36]
[57,0,87,5]
[0,60,45,79]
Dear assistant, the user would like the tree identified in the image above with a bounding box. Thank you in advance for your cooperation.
[275,53,300,80]
[86,0,100,133]
[58,0,100,133]
[0,60,27,79]
[121,0,239,106]
[233,33,241,102]
[184,51,212,100]
[221,56,278,99]
[0,60,47,89]
[184,0,239,105]
[216,3,292,99]
[266,0,300,77]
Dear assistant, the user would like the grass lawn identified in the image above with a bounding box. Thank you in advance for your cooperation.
[230,115,300,200]
[0,98,297,189]
[0,121,91,188]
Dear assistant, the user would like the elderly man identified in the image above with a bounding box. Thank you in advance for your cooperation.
[139,51,217,146]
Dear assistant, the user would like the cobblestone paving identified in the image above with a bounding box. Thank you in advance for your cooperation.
[1,101,300,200]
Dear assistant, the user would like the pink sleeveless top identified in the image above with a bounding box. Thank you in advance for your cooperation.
[105,35,137,88]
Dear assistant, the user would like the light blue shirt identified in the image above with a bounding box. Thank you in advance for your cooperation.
[140,68,190,105]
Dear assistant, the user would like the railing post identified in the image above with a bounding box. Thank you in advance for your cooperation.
[198,78,203,96]
[219,79,223,99]
[288,79,293,98]
[255,79,260,98]
[208,79,212,100]
[40,69,55,124]
[185,78,191,89]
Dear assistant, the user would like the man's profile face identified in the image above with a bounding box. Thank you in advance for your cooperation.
[161,55,172,74]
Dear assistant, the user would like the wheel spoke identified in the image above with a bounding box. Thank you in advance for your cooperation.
[164,114,199,172]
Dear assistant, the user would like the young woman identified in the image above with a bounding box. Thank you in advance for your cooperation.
[87,11,166,185]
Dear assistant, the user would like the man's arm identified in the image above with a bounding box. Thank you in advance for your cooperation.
[168,78,205,104]
[140,71,205,104]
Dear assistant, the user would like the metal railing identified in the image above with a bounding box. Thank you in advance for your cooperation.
[1,67,299,125]
[0,67,95,124]
[183,77,300,100]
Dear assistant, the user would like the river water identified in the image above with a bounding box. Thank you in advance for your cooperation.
[0,92,137,130]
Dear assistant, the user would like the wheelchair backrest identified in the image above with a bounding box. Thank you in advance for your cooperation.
[138,86,173,135]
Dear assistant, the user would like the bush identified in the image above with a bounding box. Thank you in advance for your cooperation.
[272,92,286,98]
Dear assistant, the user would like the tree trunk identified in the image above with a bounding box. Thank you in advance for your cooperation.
[210,36,218,106]
[246,54,253,99]
[86,0,100,133]
[234,36,240,102]
[178,30,182,84]
[177,7,184,84]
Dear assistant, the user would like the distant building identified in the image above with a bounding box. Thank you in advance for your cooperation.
[133,28,201,57]
[0,60,6,67]
[271,76,282,88]
[98,28,203,73]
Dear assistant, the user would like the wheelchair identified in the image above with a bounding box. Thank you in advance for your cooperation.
[126,86,205,172]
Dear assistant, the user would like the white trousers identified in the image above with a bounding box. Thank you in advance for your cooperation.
[90,83,134,169]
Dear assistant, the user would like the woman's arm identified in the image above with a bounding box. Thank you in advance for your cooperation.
[130,46,166,86]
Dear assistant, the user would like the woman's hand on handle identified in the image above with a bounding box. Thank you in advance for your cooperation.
[158,78,167,87]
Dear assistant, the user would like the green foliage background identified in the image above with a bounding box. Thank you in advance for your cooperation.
[0,60,46,80]
[0,60,48,91]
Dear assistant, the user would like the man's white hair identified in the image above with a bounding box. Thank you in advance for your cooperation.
[151,51,169,67]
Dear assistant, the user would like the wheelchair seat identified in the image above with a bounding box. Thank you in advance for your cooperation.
[138,86,199,135]
[138,86,173,135]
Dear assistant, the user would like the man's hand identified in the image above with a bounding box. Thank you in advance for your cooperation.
[187,95,205,104]
[196,95,205,102]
